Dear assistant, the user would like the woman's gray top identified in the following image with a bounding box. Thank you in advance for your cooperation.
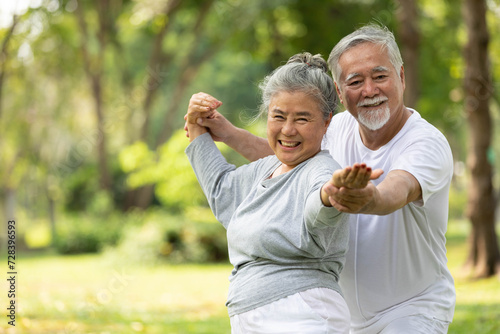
[186,133,349,316]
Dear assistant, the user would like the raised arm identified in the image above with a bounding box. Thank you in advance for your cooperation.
[185,92,273,161]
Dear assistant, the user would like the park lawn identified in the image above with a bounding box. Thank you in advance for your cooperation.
[445,221,500,334]
[2,255,232,333]
[1,220,499,333]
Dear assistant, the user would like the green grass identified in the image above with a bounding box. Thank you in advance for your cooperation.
[4,254,232,333]
[2,220,499,333]
[445,221,500,334]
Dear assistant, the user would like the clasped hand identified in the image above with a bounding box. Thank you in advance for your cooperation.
[322,163,384,213]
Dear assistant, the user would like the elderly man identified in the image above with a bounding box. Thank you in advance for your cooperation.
[188,24,455,333]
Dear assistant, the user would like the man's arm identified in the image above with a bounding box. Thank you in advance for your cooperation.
[197,112,272,162]
[323,169,422,214]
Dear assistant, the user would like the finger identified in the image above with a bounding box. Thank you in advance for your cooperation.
[345,164,361,185]
[336,187,372,203]
[323,182,338,197]
[188,103,214,114]
[187,109,217,124]
[355,164,375,188]
[190,93,222,109]
[358,167,371,187]
[328,197,351,212]
[341,166,352,184]
[370,169,384,180]
[329,194,366,213]
[186,111,201,124]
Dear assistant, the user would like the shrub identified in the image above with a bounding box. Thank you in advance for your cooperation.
[104,209,228,265]
[54,213,122,254]
[449,184,467,220]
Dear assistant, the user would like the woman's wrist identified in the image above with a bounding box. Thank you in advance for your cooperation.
[187,123,208,142]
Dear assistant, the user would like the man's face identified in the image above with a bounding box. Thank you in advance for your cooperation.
[336,42,405,131]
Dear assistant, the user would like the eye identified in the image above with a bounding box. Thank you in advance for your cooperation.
[375,74,387,80]
[348,80,361,86]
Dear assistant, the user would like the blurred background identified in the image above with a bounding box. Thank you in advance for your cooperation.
[0,0,499,333]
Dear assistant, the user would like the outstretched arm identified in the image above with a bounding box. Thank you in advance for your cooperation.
[185,92,273,161]
[322,166,421,214]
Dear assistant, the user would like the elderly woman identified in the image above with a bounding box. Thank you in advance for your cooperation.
[185,53,379,333]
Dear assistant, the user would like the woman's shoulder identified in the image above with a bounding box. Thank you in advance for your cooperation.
[303,150,340,174]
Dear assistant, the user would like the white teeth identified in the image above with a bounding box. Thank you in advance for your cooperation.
[358,97,387,108]
[280,141,299,147]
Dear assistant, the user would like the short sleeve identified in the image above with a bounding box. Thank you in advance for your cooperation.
[391,129,453,205]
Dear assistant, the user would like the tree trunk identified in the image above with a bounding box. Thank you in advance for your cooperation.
[396,0,420,107]
[0,16,19,248]
[155,0,216,147]
[140,0,181,144]
[76,0,113,192]
[155,48,218,147]
[122,185,155,211]
[0,16,19,119]
[121,1,180,211]
[463,0,500,278]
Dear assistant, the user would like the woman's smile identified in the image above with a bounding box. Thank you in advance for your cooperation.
[267,91,331,174]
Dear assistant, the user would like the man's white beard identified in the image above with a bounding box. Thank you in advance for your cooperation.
[358,105,390,131]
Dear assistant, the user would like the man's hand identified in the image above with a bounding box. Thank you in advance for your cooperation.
[321,163,383,211]
[184,92,223,142]
[184,91,273,161]
[186,92,222,125]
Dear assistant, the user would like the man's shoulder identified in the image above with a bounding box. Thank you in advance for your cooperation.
[332,110,355,124]
[401,110,449,143]
[328,111,357,136]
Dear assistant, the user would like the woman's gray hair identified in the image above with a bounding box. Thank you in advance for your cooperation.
[258,52,338,120]
[327,24,403,86]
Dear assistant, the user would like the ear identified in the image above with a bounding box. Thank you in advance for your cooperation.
[399,66,406,92]
[334,82,344,105]
[324,112,333,131]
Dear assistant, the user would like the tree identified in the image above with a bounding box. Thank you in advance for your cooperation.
[0,16,20,234]
[396,0,420,107]
[75,0,119,193]
[462,0,500,278]
[121,0,288,209]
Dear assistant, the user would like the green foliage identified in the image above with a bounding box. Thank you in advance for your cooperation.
[118,129,235,211]
[53,212,122,254]
[418,0,464,129]
[3,0,500,270]
[104,209,228,265]
[449,183,467,220]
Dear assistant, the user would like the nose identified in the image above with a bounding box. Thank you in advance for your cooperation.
[363,79,379,97]
[282,119,297,136]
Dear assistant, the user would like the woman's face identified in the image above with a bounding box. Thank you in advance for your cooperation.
[267,91,331,173]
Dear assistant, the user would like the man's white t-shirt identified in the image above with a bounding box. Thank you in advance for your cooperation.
[322,109,456,333]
